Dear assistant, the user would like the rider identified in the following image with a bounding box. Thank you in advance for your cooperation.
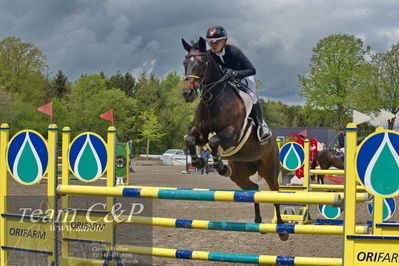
[335,127,345,160]
[205,25,271,141]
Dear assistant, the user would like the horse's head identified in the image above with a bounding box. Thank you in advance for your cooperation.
[181,37,208,103]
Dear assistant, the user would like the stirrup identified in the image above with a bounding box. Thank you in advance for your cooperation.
[257,125,272,141]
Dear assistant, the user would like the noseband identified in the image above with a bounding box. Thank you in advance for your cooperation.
[184,52,209,93]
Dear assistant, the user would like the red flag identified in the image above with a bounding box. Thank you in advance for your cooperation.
[298,129,307,138]
[100,109,114,126]
[37,102,53,123]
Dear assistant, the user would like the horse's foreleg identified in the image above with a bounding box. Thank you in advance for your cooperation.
[208,126,236,177]
[184,127,207,168]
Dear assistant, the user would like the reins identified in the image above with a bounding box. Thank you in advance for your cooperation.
[184,50,232,106]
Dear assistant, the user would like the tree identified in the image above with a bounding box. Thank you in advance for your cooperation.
[298,34,370,128]
[62,74,138,138]
[44,70,70,100]
[352,44,399,129]
[137,109,165,158]
[255,80,266,96]
[0,36,47,104]
[133,72,162,112]
[158,72,195,151]
[52,70,70,99]
[106,71,136,97]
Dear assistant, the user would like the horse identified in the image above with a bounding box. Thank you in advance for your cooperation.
[310,149,344,184]
[181,37,288,241]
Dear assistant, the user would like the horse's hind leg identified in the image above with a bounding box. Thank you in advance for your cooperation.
[258,159,289,241]
[228,162,262,222]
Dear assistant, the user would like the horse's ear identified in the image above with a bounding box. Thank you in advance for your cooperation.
[182,38,191,52]
[199,37,206,52]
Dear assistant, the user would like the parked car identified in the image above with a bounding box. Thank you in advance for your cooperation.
[161,149,186,165]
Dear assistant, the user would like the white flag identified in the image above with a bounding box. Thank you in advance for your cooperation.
[379,110,396,121]
[369,109,397,127]
[353,110,372,125]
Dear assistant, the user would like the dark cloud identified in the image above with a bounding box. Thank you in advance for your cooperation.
[0,0,398,105]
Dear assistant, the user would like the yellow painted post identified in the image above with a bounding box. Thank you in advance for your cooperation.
[61,127,71,260]
[47,124,58,265]
[343,123,358,265]
[301,139,310,224]
[0,124,10,266]
[303,139,310,189]
[106,126,117,249]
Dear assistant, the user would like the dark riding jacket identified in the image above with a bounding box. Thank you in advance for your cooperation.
[209,44,256,79]
[338,133,345,148]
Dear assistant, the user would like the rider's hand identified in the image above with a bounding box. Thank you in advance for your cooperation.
[224,68,236,79]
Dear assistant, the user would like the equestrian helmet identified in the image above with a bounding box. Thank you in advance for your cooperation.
[206,25,227,39]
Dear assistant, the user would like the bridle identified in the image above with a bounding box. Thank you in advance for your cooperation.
[184,51,228,97]
[184,52,208,93]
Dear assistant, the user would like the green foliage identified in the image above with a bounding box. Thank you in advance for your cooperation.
[298,104,343,127]
[60,74,138,140]
[348,42,399,129]
[299,34,370,128]
[137,109,165,157]
[255,79,266,96]
[157,72,195,152]
[0,36,47,105]
[0,101,49,136]
[261,99,308,128]
[133,72,162,112]
[106,71,136,97]
[43,70,70,101]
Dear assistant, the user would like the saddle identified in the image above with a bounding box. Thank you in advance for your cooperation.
[207,85,256,157]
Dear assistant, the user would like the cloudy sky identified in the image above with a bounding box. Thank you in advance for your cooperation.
[1,0,398,105]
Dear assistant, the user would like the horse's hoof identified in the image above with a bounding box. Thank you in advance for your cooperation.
[218,165,231,177]
[213,159,224,170]
[278,231,289,241]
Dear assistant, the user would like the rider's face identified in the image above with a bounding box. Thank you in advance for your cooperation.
[209,40,225,53]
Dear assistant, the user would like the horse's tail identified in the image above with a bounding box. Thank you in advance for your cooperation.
[311,151,319,169]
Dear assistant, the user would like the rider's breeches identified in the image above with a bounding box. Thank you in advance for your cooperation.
[242,76,258,103]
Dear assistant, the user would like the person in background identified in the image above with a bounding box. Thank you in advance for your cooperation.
[200,147,210,175]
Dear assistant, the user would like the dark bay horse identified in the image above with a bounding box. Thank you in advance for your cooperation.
[181,37,287,240]
[310,149,344,184]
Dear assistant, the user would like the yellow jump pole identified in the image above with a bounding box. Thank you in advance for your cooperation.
[115,245,342,265]
[310,184,365,191]
[0,124,10,266]
[57,185,341,205]
[118,215,368,234]
[310,169,344,176]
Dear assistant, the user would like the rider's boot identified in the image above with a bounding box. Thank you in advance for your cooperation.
[251,103,272,141]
